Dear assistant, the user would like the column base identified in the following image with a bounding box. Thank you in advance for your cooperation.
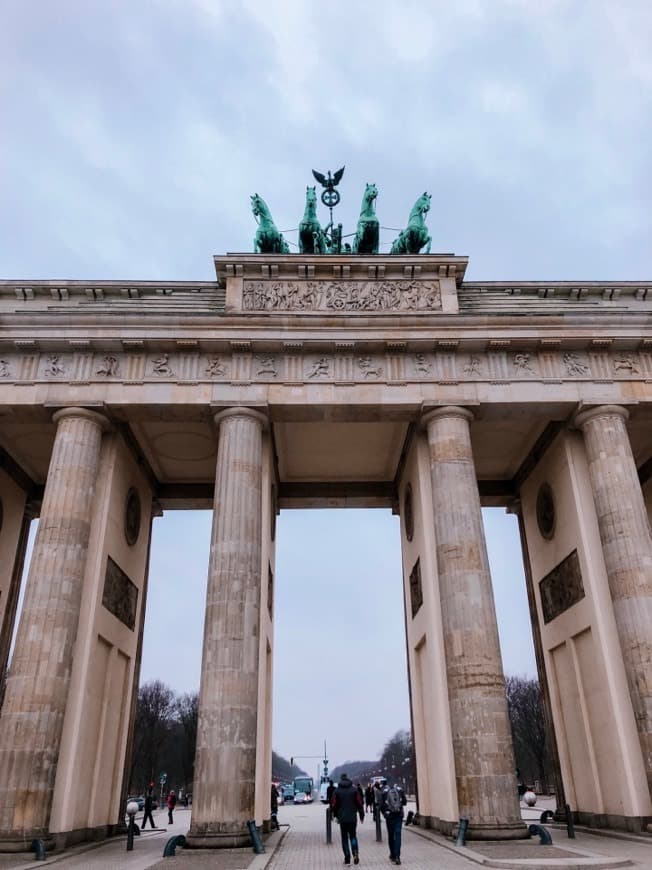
[185,824,254,849]
[0,832,55,853]
[456,820,529,841]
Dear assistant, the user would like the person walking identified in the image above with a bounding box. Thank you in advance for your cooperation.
[166,790,177,825]
[270,783,280,831]
[372,779,384,822]
[364,783,374,814]
[141,784,156,830]
[331,772,364,866]
[381,780,407,865]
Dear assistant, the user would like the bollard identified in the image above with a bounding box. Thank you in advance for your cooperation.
[455,816,469,847]
[540,810,554,824]
[405,810,414,827]
[30,839,46,861]
[564,803,575,839]
[528,823,553,845]
[125,800,140,852]
[247,819,265,854]
[326,807,332,844]
[375,808,382,842]
[162,834,186,857]
[127,816,136,852]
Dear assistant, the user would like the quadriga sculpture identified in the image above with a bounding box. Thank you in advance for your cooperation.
[390,192,432,254]
[298,186,328,254]
[352,183,379,255]
[251,193,290,254]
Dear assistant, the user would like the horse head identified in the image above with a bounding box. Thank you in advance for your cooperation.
[418,192,431,215]
[364,183,378,205]
[251,193,265,220]
[305,186,317,207]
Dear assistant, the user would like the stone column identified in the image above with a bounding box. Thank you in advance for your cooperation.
[575,405,652,793]
[188,407,267,848]
[0,407,109,850]
[423,406,525,839]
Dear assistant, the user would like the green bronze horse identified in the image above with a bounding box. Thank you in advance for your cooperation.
[251,193,290,254]
[352,183,379,254]
[390,192,432,254]
[298,186,328,254]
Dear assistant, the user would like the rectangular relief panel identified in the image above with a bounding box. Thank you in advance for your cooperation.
[242,279,442,312]
[102,556,138,630]
[539,549,585,624]
[409,558,423,618]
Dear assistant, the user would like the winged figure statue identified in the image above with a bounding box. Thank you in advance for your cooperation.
[312,166,345,190]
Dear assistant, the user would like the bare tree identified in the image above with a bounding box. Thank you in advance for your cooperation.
[176,691,199,793]
[130,680,176,793]
[379,729,415,794]
[505,675,548,791]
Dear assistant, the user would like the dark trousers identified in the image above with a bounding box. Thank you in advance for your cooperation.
[385,813,403,859]
[141,809,155,829]
[168,808,174,824]
[339,821,359,862]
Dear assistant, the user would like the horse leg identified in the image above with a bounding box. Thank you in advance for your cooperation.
[425,234,431,254]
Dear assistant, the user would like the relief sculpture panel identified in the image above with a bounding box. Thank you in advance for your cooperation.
[242,279,442,312]
[539,549,585,624]
[0,348,648,386]
[102,556,138,630]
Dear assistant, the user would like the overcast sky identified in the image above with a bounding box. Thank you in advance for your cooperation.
[3,1,651,771]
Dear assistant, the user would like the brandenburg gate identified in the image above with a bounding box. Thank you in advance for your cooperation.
[0,188,651,850]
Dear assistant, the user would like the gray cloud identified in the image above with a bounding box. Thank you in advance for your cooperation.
[2,0,649,767]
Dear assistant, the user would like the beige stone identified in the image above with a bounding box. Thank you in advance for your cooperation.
[187,407,268,848]
[423,406,526,839]
[575,405,652,796]
[0,255,651,849]
[0,408,109,848]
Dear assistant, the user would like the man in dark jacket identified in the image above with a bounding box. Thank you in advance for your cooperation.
[141,784,156,830]
[331,773,364,865]
[381,780,407,865]
[270,783,280,830]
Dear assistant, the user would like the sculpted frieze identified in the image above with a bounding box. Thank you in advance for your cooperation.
[242,279,442,312]
[44,354,66,377]
[97,355,120,377]
[0,348,648,387]
[306,357,331,379]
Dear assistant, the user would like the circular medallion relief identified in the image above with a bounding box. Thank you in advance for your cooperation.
[404,483,414,542]
[536,482,556,541]
[124,487,141,547]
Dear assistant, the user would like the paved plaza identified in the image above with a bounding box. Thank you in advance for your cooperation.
[0,802,649,870]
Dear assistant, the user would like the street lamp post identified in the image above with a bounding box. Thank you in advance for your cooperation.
[126,801,139,851]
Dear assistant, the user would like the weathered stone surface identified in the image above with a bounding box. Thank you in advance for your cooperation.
[575,404,652,793]
[423,406,526,839]
[187,407,267,848]
[0,407,109,845]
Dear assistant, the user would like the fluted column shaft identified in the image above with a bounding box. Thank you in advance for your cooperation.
[0,407,109,846]
[575,405,652,792]
[189,407,266,848]
[423,406,524,838]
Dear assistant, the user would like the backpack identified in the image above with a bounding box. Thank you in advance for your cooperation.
[385,785,402,814]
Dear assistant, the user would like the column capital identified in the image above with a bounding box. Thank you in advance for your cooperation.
[213,406,269,430]
[421,404,475,428]
[51,406,111,431]
[573,404,629,429]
